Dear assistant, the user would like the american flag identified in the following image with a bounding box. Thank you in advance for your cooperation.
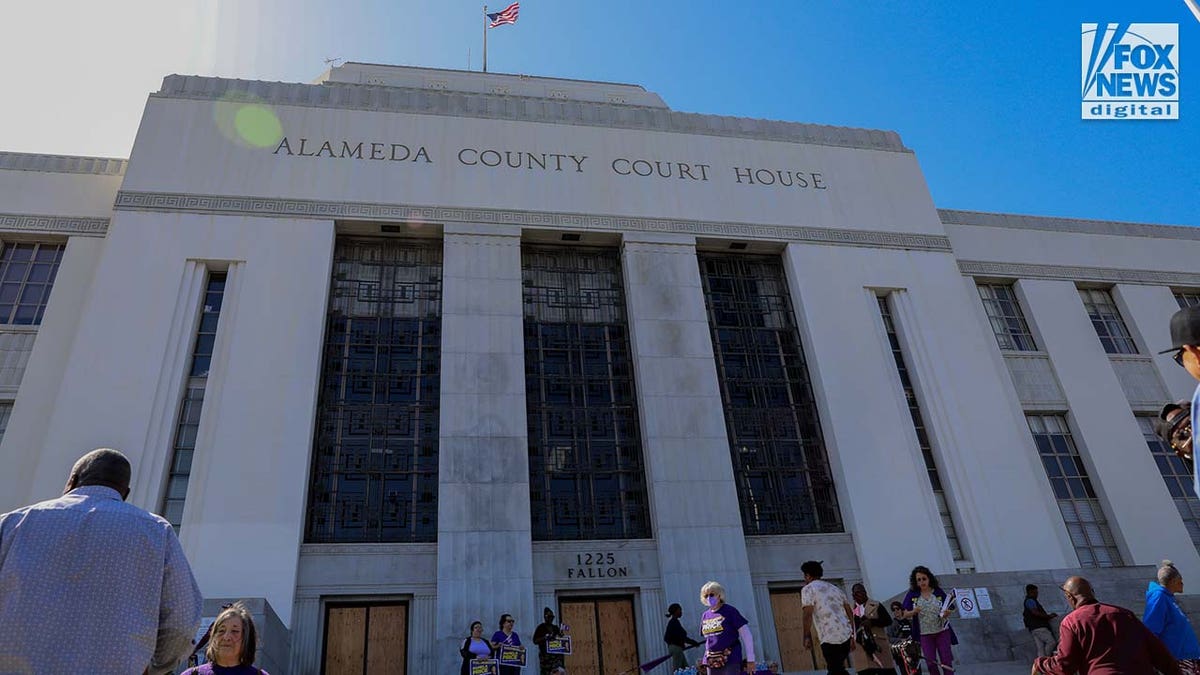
[487,2,519,28]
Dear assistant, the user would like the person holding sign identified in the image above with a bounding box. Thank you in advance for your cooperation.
[901,566,957,675]
[492,614,523,675]
[699,580,756,674]
[460,621,494,675]
[533,607,566,675]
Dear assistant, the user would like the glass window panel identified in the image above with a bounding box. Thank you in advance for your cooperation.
[976,284,1037,351]
[1078,288,1138,354]
[305,239,442,543]
[161,273,228,530]
[698,253,842,536]
[0,402,12,446]
[1176,292,1200,309]
[523,246,650,541]
[1139,414,1200,556]
[1027,413,1124,567]
[0,243,62,325]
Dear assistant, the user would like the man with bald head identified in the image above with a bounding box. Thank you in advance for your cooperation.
[1032,576,1180,675]
[0,448,202,674]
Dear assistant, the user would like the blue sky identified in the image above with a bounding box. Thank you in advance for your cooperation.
[2,1,1197,225]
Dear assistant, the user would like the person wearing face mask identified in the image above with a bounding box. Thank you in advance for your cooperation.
[1144,560,1200,673]
[699,580,755,674]
[491,613,523,675]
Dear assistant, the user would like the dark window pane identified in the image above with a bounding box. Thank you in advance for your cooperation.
[1027,414,1123,567]
[524,246,650,541]
[698,253,842,536]
[305,239,442,543]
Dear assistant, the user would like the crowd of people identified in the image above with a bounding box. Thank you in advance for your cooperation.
[3,308,1200,673]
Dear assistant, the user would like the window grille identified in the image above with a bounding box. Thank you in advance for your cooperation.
[305,238,442,543]
[0,242,64,325]
[1027,414,1123,567]
[976,283,1037,351]
[1078,288,1138,354]
[1138,415,1200,552]
[697,253,842,535]
[523,246,651,540]
[162,273,227,530]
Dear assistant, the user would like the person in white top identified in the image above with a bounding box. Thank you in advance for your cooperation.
[800,560,855,675]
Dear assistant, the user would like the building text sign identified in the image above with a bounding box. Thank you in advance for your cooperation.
[566,550,630,579]
[272,137,829,191]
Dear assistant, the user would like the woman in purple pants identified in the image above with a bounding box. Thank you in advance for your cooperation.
[901,566,957,675]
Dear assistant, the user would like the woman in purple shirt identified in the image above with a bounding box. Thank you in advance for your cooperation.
[491,613,523,675]
[699,580,756,674]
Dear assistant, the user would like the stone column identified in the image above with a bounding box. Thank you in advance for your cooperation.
[436,223,535,673]
[620,233,759,634]
[780,244,952,589]
[1019,279,1200,578]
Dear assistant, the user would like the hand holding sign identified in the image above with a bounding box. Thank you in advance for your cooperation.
[546,636,572,655]
[497,644,526,668]
[470,658,499,675]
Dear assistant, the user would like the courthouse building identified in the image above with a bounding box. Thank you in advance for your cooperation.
[1,63,1199,673]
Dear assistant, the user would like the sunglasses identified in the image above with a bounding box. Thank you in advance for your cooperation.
[1174,349,1186,367]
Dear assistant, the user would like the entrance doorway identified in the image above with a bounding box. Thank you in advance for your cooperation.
[769,588,825,673]
[559,596,639,675]
[322,601,408,675]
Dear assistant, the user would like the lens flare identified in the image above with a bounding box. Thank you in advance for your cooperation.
[233,104,284,148]
[212,92,284,150]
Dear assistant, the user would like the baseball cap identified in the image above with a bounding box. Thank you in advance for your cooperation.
[1160,306,1200,354]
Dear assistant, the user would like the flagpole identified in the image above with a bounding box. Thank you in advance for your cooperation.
[482,5,488,72]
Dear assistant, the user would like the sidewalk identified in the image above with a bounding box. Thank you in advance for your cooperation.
[789,663,1031,675]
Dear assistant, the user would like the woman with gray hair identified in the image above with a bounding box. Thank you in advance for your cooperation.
[1144,560,1200,673]
[699,580,756,674]
[182,601,267,674]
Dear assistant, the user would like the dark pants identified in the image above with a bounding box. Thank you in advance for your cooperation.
[821,639,853,675]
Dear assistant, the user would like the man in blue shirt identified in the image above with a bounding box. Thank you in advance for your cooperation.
[1160,306,1200,496]
[0,448,203,674]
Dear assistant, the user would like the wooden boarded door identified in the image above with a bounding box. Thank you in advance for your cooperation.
[323,602,408,675]
[769,588,825,673]
[560,597,639,675]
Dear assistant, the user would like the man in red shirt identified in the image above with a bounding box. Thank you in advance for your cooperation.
[1033,576,1181,675]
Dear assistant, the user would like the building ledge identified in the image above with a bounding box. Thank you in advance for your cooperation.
[0,151,127,176]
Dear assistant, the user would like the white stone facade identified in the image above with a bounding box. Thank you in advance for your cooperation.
[0,64,1197,673]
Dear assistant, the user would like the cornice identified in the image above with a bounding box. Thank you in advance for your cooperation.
[113,190,953,253]
[958,259,1200,287]
[940,208,1199,241]
[0,212,109,237]
[0,151,126,176]
[155,75,910,154]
